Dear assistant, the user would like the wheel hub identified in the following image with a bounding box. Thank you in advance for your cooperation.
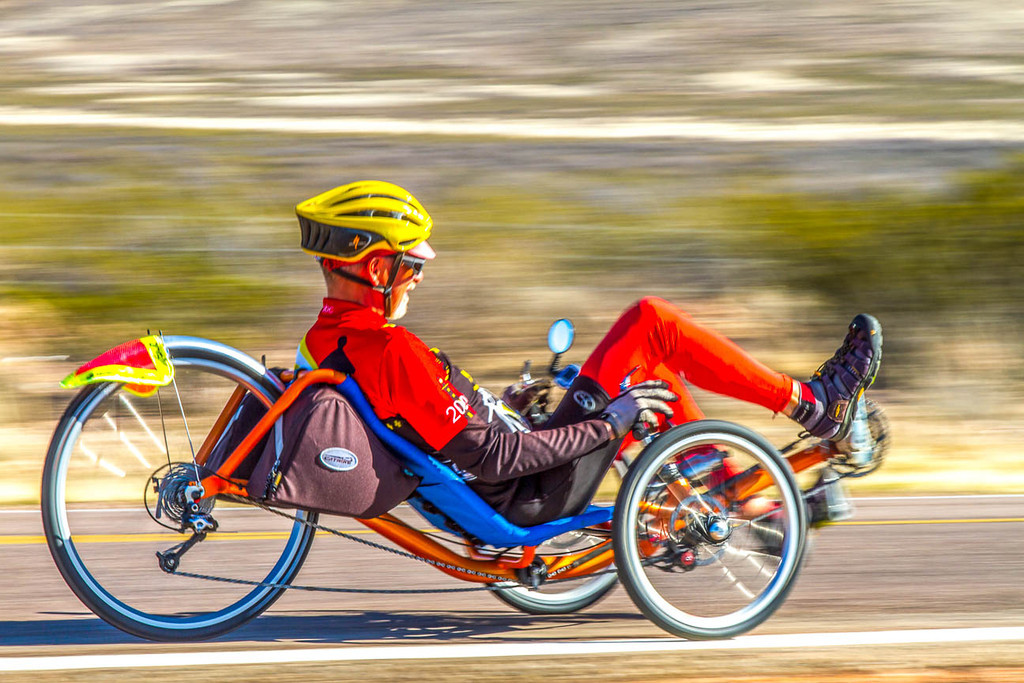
[670,493,732,546]
[705,515,731,542]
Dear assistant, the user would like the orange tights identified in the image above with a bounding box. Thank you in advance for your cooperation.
[579,297,793,424]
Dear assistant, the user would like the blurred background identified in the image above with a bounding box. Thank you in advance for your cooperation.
[1,0,1023,503]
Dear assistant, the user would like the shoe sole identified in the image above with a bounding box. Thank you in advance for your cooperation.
[833,313,883,441]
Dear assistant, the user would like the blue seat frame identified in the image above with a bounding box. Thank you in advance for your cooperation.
[335,376,612,548]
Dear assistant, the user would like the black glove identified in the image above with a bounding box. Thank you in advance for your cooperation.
[601,380,678,439]
[501,380,547,415]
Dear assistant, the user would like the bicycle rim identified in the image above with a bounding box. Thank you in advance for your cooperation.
[614,420,806,639]
[41,337,318,641]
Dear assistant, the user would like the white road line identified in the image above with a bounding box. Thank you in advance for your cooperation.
[3,106,1024,142]
[854,494,1024,501]
[2,626,1023,672]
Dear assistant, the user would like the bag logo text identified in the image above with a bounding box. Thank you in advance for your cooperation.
[319,448,359,472]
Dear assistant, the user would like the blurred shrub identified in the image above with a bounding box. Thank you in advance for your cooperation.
[3,154,1023,374]
[724,155,1024,321]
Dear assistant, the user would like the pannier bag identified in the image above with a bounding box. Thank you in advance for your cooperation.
[206,383,419,518]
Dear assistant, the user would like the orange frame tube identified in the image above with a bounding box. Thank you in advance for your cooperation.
[359,514,521,583]
[198,369,348,498]
[544,541,614,579]
[187,369,833,587]
[194,385,248,466]
[728,443,833,501]
[360,514,615,583]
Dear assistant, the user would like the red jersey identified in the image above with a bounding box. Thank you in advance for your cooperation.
[297,299,612,513]
[298,299,471,450]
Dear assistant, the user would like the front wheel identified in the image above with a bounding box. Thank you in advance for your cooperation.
[613,420,807,640]
[41,336,318,641]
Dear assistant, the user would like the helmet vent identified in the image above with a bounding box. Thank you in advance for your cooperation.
[350,209,408,221]
[348,193,406,203]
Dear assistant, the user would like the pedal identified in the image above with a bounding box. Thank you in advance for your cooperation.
[831,397,890,477]
[841,399,874,468]
[805,466,854,527]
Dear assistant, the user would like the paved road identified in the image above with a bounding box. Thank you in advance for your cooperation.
[1,495,1023,680]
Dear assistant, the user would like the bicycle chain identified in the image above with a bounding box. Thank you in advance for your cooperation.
[170,467,830,594]
[165,494,617,594]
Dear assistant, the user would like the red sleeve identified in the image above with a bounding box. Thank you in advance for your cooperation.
[378,331,473,451]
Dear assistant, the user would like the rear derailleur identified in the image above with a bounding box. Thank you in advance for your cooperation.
[149,462,219,573]
[156,531,207,573]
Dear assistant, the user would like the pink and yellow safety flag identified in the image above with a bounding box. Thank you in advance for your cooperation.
[60,335,174,397]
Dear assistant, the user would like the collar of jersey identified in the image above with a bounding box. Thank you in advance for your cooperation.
[318,298,388,327]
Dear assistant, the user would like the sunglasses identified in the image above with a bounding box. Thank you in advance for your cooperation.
[401,255,427,277]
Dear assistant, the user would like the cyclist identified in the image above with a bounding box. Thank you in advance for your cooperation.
[295,181,882,526]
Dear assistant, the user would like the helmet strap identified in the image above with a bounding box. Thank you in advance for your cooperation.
[328,267,377,290]
[327,254,405,318]
[380,253,405,319]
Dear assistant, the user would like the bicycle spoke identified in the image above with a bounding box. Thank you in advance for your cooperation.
[79,438,127,477]
[712,556,756,600]
[102,412,152,469]
[723,544,779,579]
[614,421,806,639]
[747,519,784,541]
[119,394,166,451]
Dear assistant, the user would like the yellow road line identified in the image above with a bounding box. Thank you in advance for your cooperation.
[0,528,401,545]
[2,519,1021,546]
[825,518,1024,527]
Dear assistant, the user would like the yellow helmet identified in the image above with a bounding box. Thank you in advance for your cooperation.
[296,180,433,263]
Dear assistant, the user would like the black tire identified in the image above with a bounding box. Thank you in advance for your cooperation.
[41,336,318,642]
[613,420,807,640]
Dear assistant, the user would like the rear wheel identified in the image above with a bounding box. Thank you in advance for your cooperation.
[613,420,806,640]
[41,336,318,642]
